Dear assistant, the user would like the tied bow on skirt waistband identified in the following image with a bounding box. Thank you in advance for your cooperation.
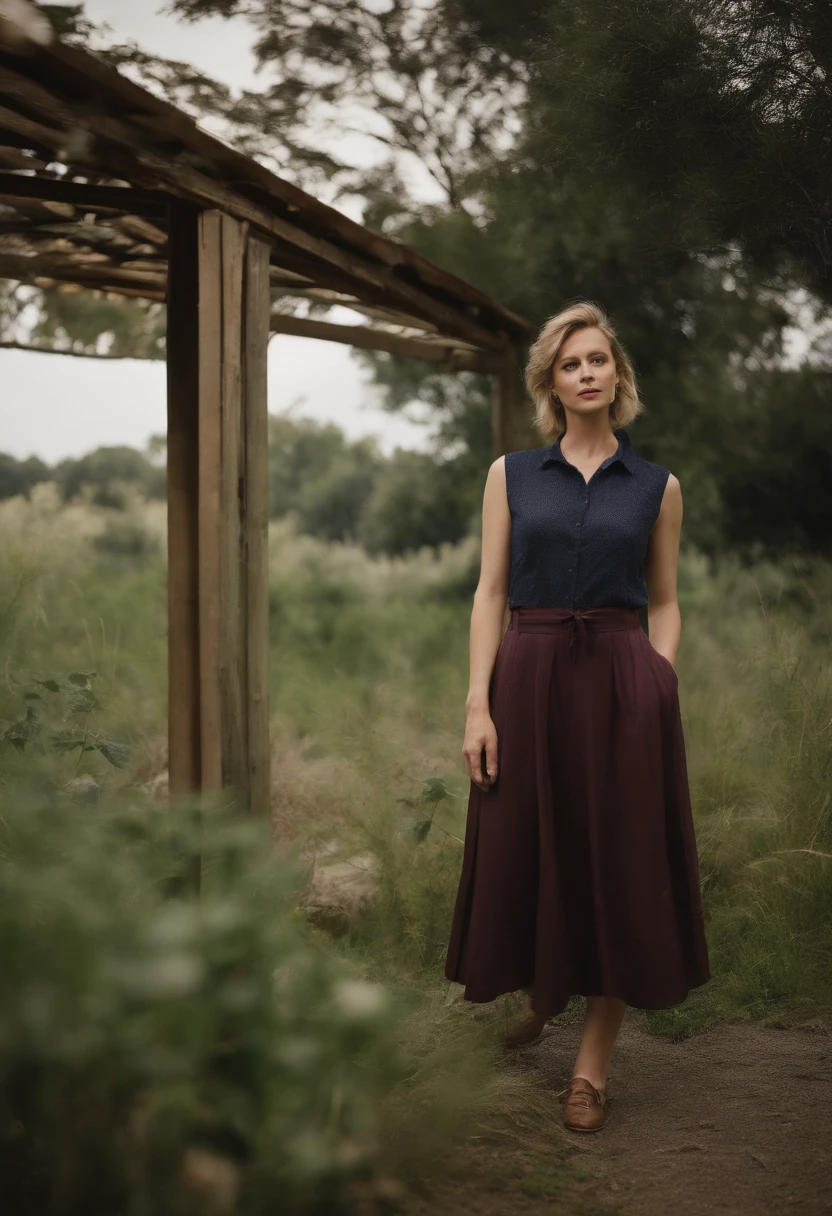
[567,610,595,663]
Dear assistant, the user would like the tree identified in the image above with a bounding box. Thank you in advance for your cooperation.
[0,453,50,499]
[5,0,831,559]
[55,446,166,506]
[357,447,474,556]
[165,0,528,214]
[716,366,832,558]
[515,0,832,300]
[0,281,166,361]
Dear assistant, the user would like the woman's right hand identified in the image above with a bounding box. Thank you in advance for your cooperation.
[462,709,499,791]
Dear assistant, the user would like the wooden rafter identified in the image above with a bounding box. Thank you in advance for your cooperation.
[269,314,502,372]
[0,37,532,355]
[0,172,168,216]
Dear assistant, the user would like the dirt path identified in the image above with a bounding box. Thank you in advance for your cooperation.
[406,1016,831,1216]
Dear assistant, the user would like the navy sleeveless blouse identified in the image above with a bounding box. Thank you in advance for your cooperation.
[504,427,670,610]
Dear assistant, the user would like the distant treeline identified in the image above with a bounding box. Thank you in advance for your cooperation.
[5,377,832,563]
[0,445,167,508]
[0,413,480,559]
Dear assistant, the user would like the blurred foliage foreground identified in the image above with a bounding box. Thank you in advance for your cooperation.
[0,489,831,1213]
[0,794,407,1215]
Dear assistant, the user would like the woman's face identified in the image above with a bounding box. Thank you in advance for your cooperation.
[551,326,619,417]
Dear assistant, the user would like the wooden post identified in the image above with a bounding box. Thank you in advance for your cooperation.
[166,205,272,815]
[166,203,201,798]
[195,209,225,794]
[244,236,272,816]
[197,211,249,797]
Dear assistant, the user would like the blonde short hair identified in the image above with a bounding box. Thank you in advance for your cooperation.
[524,300,644,442]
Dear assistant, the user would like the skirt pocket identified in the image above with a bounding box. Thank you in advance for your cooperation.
[641,630,679,692]
[655,648,678,688]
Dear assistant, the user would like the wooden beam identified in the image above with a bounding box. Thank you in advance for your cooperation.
[119,142,508,350]
[244,235,272,817]
[269,314,503,372]
[2,135,511,347]
[270,287,444,333]
[0,103,65,149]
[0,249,164,278]
[6,94,511,351]
[113,214,167,245]
[0,253,166,299]
[0,172,168,216]
[0,146,48,170]
[15,38,531,342]
[0,63,76,130]
[166,202,202,802]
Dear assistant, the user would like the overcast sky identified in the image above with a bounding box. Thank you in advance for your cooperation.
[2,2,821,464]
[1,0,436,463]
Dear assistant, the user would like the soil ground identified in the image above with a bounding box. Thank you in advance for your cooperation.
[404,1015,831,1216]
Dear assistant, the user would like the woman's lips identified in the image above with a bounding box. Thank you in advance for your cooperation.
[578,389,600,396]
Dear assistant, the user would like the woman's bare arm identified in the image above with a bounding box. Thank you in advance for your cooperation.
[645,474,683,667]
[462,456,512,791]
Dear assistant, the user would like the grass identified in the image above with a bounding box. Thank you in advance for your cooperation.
[3,490,831,1034]
[1,487,831,1207]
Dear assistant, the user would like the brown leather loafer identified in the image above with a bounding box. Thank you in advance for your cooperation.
[561,1076,606,1132]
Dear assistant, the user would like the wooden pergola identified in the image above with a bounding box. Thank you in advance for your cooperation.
[0,21,533,814]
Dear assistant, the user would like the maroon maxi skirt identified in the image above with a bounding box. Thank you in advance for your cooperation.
[444,605,711,1017]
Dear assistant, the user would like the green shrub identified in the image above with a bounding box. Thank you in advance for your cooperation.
[0,788,413,1215]
[93,514,161,560]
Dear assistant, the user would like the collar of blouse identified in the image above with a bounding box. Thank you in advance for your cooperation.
[538,426,638,473]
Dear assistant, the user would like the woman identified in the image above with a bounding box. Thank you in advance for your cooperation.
[444,300,711,1133]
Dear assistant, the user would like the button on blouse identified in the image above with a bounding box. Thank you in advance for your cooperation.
[504,427,671,610]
